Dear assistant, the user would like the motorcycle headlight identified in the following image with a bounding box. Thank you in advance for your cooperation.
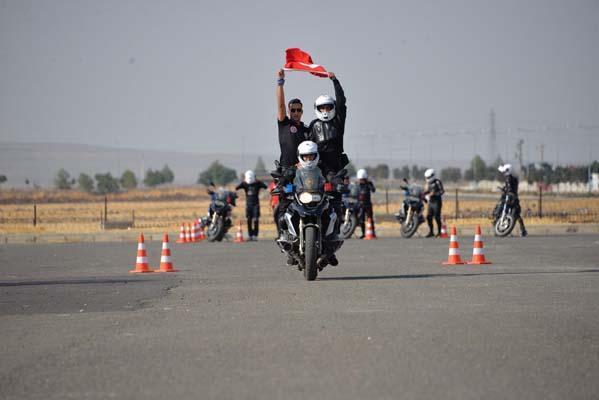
[299,192,321,204]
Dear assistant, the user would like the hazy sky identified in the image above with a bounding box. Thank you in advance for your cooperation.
[1,0,598,165]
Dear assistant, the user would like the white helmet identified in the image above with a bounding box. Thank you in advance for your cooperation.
[314,94,336,122]
[357,169,368,180]
[244,170,255,184]
[501,164,512,176]
[424,168,435,181]
[297,141,319,170]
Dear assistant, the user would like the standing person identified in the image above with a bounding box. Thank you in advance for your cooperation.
[305,72,349,266]
[236,170,267,241]
[498,164,527,237]
[356,169,376,238]
[275,69,309,263]
[424,168,444,237]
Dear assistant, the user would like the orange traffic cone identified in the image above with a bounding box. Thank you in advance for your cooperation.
[191,222,199,243]
[130,233,153,273]
[234,220,245,243]
[467,225,492,265]
[364,217,376,240]
[440,220,449,238]
[197,223,206,241]
[155,233,178,272]
[442,227,465,265]
[176,223,186,243]
[184,223,191,243]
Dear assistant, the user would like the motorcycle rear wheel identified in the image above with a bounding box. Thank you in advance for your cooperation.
[304,226,318,281]
[340,214,358,239]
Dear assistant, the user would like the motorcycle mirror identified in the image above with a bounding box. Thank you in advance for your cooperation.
[402,178,408,183]
[334,169,348,178]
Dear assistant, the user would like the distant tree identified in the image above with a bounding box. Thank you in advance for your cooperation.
[54,168,73,190]
[365,164,389,180]
[161,165,174,183]
[440,167,462,182]
[393,165,411,180]
[144,165,174,187]
[197,161,237,185]
[120,170,138,189]
[0,175,6,186]
[77,173,94,193]
[464,155,487,182]
[254,157,267,176]
[95,173,120,194]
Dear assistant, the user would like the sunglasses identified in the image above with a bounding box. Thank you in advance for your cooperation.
[290,108,303,113]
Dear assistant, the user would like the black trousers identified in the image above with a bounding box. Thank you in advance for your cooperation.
[246,204,260,237]
[427,198,443,235]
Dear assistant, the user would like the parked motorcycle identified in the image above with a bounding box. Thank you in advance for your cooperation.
[395,180,426,238]
[492,187,517,237]
[340,184,364,239]
[274,168,346,281]
[201,187,237,242]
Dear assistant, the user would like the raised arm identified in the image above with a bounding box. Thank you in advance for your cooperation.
[276,69,286,122]
[328,72,346,120]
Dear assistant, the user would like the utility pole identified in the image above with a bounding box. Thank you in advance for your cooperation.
[539,143,545,163]
[489,109,497,163]
[515,139,524,176]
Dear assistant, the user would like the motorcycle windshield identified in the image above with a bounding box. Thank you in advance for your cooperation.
[296,169,322,192]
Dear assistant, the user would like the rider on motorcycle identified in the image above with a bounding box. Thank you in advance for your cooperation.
[423,168,444,238]
[235,170,267,241]
[498,164,527,237]
[356,169,376,239]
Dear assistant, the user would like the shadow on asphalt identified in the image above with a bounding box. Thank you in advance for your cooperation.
[318,269,599,281]
[0,278,158,287]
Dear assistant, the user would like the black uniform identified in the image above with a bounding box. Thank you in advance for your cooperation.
[502,174,526,233]
[307,78,348,178]
[357,180,376,237]
[425,178,444,236]
[275,116,308,233]
[236,180,267,238]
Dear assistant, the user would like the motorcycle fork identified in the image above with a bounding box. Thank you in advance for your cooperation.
[406,206,413,224]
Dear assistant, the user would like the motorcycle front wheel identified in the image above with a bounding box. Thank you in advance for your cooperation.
[400,213,420,238]
[494,212,516,237]
[340,214,358,239]
[207,217,225,242]
[304,226,318,281]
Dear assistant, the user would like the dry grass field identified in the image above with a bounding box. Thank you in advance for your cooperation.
[1,186,598,235]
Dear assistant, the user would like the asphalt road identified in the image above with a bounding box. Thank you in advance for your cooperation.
[1,234,598,399]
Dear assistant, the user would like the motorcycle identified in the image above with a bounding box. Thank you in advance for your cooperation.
[492,187,517,237]
[201,187,237,242]
[340,184,364,239]
[273,168,346,281]
[395,180,426,238]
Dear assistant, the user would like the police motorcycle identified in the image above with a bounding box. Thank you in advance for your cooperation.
[395,179,426,238]
[340,183,363,239]
[492,187,517,237]
[201,185,238,242]
[272,165,346,281]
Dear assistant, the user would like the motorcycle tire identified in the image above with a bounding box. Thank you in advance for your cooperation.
[494,212,516,237]
[400,213,420,238]
[340,214,358,239]
[304,226,318,281]
[207,217,225,242]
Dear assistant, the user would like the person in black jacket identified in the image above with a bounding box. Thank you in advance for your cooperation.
[424,168,444,237]
[356,168,376,238]
[306,72,349,266]
[498,164,527,237]
[236,170,267,241]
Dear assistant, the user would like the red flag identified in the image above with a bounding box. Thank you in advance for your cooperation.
[284,48,329,78]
